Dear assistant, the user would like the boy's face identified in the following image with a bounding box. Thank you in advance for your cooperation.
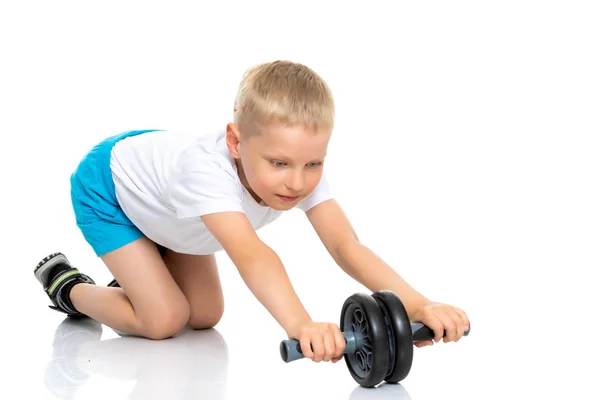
[226,121,331,211]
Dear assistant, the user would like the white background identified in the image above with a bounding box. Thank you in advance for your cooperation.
[1,1,599,399]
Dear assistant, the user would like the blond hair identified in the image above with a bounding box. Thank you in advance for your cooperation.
[233,60,335,135]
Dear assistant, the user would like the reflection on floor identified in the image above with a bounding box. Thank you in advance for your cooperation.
[41,317,413,400]
[44,318,229,399]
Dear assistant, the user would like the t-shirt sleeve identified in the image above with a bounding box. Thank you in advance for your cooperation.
[295,172,334,212]
[168,154,245,219]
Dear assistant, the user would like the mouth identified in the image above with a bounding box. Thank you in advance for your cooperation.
[276,194,299,202]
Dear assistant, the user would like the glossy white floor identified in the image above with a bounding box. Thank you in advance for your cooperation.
[3,1,599,399]
[9,242,600,400]
[16,264,473,400]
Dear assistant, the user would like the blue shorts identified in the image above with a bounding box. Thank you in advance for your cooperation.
[70,129,161,257]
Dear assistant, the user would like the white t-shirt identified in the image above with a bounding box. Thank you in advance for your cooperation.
[109,128,333,254]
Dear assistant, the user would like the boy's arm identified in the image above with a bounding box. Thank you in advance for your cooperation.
[306,199,470,345]
[305,199,430,318]
[201,211,312,338]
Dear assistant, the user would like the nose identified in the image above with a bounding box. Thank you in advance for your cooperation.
[285,170,304,193]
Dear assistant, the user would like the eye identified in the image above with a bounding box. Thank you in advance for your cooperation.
[271,160,286,167]
[306,161,323,168]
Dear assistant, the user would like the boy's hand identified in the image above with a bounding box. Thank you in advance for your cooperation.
[288,321,346,363]
[411,302,470,348]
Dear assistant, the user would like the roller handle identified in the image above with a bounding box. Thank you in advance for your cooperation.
[280,331,360,363]
[280,323,471,362]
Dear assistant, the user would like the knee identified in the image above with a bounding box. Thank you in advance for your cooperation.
[188,303,224,330]
[142,304,190,340]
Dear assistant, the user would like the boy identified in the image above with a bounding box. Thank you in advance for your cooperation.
[34,60,469,364]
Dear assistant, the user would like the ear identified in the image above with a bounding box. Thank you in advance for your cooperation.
[226,123,241,159]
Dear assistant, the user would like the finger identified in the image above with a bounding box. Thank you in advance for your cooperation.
[415,340,433,348]
[335,328,346,358]
[332,356,343,363]
[322,330,335,362]
[421,314,445,343]
[436,311,457,343]
[450,310,465,341]
[300,333,314,360]
[311,331,325,362]
[455,308,470,331]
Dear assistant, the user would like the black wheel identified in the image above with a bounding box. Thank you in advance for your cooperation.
[340,293,390,388]
[371,290,414,383]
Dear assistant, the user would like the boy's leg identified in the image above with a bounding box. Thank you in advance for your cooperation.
[161,250,225,330]
[37,236,191,340]
[71,236,190,339]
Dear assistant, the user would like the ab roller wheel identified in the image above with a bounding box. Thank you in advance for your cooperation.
[340,293,390,387]
[279,290,470,388]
